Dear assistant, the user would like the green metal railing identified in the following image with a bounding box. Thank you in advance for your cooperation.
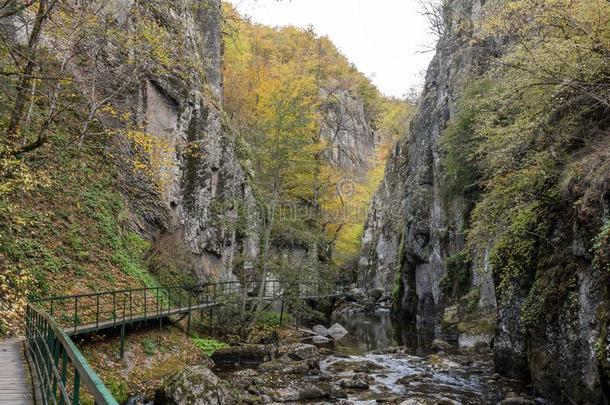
[25,279,346,404]
[25,304,118,405]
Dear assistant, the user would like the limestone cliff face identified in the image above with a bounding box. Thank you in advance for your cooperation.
[320,89,377,174]
[360,0,609,402]
[359,0,488,327]
[114,0,255,281]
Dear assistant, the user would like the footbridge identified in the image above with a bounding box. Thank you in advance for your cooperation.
[18,280,346,405]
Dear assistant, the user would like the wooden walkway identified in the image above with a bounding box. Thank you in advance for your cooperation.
[66,301,215,336]
[0,339,34,405]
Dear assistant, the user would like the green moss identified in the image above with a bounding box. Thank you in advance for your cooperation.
[192,338,229,356]
[593,221,610,274]
[457,315,496,335]
[441,80,491,201]
[106,377,129,404]
[521,275,554,330]
[441,250,472,300]
[489,204,548,304]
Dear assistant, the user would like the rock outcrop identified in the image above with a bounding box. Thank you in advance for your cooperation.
[109,0,256,281]
[358,0,610,403]
[155,365,232,405]
[320,89,377,173]
[359,0,488,327]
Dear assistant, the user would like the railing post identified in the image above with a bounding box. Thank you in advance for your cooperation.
[119,323,126,360]
[59,349,67,405]
[73,297,78,335]
[72,369,80,405]
[96,294,100,331]
[52,337,59,397]
[112,291,117,327]
[129,290,133,321]
[187,294,192,336]
[144,289,147,319]
[120,295,127,359]
[279,297,285,326]
[209,283,216,327]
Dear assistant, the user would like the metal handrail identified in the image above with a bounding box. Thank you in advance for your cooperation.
[26,302,119,405]
[25,279,347,404]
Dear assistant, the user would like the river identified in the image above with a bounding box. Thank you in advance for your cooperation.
[211,311,534,404]
[307,311,531,404]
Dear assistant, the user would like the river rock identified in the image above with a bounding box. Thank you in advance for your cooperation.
[329,384,347,399]
[273,382,327,401]
[211,344,273,365]
[312,325,328,335]
[396,372,433,385]
[499,397,536,405]
[327,323,348,338]
[312,335,331,344]
[155,366,232,405]
[327,359,384,373]
[426,354,461,370]
[258,354,315,374]
[338,373,373,389]
[277,343,319,361]
[458,333,493,350]
[125,396,149,405]
[431,338,452,351]
[438,398,461,405]
[370,287,384,301]
[400,399,432,405]
[231,369,259,389]
[347,287,366,301]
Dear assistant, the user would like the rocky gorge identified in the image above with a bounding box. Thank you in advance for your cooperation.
[151,313,536,405]
[1,0,609,403]
[358,0,610,403]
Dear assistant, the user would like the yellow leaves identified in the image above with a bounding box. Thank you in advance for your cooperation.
[0,264,35,336]
[123,130,176,195]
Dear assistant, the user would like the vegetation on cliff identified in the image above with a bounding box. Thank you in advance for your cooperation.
[222,4,413,279]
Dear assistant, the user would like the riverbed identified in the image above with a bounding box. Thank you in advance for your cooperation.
[216,311,534,404]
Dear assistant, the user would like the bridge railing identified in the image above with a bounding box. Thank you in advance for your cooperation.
[25,279,346,404]
[25,303,118,405]
[31,279,342,335]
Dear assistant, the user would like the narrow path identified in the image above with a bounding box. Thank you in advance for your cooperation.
[0,338,35,405]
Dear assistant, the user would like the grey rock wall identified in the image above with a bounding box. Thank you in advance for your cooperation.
[114,0,254,281]
[358,0,610,402]
[359,0,487,328]
[320,89,377,173]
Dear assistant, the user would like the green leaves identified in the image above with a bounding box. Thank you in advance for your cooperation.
[192,338,229,356]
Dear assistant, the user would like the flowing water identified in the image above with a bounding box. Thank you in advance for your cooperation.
[214,311,533,404]
[309,311,532,404]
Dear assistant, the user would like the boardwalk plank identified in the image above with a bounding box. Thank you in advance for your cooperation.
[0,339,34,405]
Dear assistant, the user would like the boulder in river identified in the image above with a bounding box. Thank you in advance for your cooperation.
[312,325,328,336]
[155,365,232,405]
[211,344,274,366]
[327,323,348,339]
[327,359,385,373]
[431,338,452,351]
[277,343,319,361]
[272,382,328,402]
[499,397,536,405]
[258,354,315,374]
[312,335,331,344]
[338,373,373,389]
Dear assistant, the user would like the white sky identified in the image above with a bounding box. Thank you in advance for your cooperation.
[226,0,437,98]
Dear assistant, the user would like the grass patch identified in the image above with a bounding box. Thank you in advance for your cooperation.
[257,311,292,328]
[141,338,158,356]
